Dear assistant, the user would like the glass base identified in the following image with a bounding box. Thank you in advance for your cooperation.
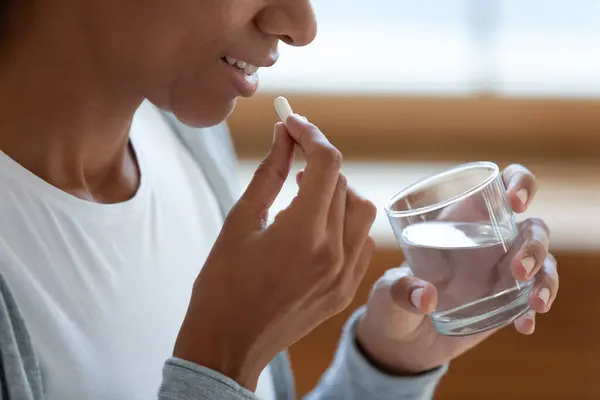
[431,285,532,336]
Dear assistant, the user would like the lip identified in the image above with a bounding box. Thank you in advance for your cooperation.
[222,50,280,69]
[220,60,259,98]
[255,52,279,68]
[219,50,279,97]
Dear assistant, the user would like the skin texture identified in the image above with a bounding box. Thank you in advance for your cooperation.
[0,0,559,393]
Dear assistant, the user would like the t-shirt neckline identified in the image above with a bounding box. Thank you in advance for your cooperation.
[0,132,149,218]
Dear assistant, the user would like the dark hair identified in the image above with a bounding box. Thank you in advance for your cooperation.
[0,0,12,46]
[0,1,8,22]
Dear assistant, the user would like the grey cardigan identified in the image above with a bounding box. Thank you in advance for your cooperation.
[0,106,446,399]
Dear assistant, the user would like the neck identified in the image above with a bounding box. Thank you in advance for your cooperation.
[0,4,143,203]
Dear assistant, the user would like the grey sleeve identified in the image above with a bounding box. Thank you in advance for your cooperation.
[0,272,44,400]
[158,359,260,400]
[304,307,448,400]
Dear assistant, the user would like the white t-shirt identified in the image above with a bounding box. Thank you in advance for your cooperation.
[0,103,274,400]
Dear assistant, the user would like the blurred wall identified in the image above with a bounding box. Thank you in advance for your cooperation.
[229,95,600,161]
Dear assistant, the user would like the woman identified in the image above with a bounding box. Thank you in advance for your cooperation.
[0,0,558,399]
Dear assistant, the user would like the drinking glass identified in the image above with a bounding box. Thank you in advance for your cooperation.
[385,162,532,336]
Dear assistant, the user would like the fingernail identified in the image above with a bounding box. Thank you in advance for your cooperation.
[516,189,529,206]
[521,256,536,276]
[410,288,424,309]
[538,287,550,306]
[526,309,536,321]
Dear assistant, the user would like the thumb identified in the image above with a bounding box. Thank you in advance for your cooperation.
[389,274,438,315]
[236,123,295,227]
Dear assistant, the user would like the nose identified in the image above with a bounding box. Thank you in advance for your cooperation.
[255,1,317,47]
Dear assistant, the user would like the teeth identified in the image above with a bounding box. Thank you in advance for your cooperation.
[224,55,259,75]
[244,64,259,75]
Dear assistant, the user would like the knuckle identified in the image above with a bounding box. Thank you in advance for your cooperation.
[361,200,378,222]
[315,243,344,275]
[547,253,557,267]
[547,265,559,283]
[527,171,537,183]
[527,216,542,227]
[254,157,270,175]
[272,210,285,224]
[502,164,519,182]
[383,264,413,280]
[543,258,559,280]
[302,121,319,132]
[298,228,324,251]
[365,236,376,250]
[316,146,342,170]
[350,197,377,223]
[373,266,412,290]
[532,217,550,235]
[231,198,268,227]
[526,238,546,254]
[505,165,537,191]
[505,164,529,178]
[521,217,550,237]
[504,163,521,173]
[329,284,354,312]
[255,158,287,187]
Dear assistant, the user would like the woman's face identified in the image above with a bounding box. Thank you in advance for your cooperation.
[72,0,317,127]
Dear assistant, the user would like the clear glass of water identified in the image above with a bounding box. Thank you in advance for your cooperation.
[385,162,533,336]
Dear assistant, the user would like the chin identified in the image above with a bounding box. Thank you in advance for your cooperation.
[171,97,238,128]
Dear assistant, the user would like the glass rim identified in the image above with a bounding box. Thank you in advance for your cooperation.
[384,161,500,218]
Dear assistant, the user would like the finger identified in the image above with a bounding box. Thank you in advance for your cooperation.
[511,218,550,281]
[285,115,342,221]
[297,170,348,237]
[342,186,377,265]
[514,310,536,335]
[295,170,304,186]
[327,175,348,238]
[529,255,559,314]
[502,164,538,213]
[389,274,438,314]
[238,123,294,227]
[350,237,376,288]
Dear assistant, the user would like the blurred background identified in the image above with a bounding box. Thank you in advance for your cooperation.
[229,1,600,398]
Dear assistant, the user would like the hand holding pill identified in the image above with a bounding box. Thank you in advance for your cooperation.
[175,95,377,391]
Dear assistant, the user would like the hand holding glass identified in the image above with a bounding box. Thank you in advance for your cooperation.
[385,162,533,336]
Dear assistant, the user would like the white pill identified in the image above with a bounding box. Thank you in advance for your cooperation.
[274,96,293,122]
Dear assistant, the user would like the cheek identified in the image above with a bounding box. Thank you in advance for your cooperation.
[126,2,250,126]
[141,40,237,127]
